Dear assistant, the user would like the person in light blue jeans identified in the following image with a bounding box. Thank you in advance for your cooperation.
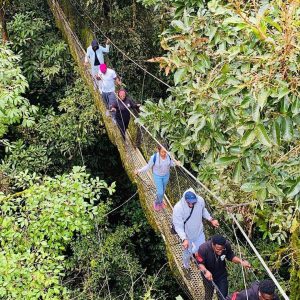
[135,144,179,211]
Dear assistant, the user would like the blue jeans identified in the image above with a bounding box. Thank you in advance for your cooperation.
[153,173,170,204]
[102,92,116,109]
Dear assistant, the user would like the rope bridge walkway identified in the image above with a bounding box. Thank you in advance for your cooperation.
[48,1,289,299]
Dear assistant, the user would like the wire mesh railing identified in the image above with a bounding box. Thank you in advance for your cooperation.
[49,1,289,299]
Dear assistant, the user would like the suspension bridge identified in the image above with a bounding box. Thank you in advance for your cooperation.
[47,1,289,299]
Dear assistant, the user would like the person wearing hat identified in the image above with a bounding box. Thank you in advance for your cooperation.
[96,63,121,113]
[195,235,251,300]
[84,39,110,84]
[227,279,279,300]
[172,188,219,279]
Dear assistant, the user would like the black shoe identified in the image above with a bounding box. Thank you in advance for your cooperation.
[183,268,192,280]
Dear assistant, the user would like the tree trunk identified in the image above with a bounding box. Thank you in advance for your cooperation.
[0,7,9,43]
[132,0,136,29]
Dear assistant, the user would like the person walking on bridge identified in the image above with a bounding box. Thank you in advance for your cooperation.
[172,188,219,279]
[135,144,179,211]
[84,39,110,84]
[196,235,251,300]
[97,63,121,114]
[226,279,279,300]
[110,89,140,139]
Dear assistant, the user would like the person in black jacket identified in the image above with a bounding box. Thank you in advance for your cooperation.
[195,235,251,300]
[111,89,140,139]
[227,280,279,300]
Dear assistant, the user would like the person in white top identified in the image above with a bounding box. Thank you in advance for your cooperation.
[84,39,110,87]
[96,63,121,111]
[172,188,219,279]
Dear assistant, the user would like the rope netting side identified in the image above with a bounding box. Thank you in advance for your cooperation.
[50,1,289,299]
[49,2,208,299]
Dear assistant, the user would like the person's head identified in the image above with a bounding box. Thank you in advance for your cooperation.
[258,280,276,300]
[91,39,99,51]
[100,63,107,74]
[211,235,226,255]
[157,143,168,158]
[185,191,197,208]
[118,89,126,101]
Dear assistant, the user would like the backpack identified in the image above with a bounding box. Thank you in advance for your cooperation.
[152,153,171,166]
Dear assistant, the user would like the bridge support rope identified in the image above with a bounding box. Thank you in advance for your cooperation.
[47,0,209,298]
[48,1,289,299]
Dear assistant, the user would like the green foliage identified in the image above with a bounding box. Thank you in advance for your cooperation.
[67,225,146,299]
[73,0,167,101]
[66,196,179,300]
[1,139,51,175]
[1,75,103,179]
[138,0,300,294]
[0,1,185,299]
[7,11,73,102]
[0,166,113,299]
[0,43,37,137]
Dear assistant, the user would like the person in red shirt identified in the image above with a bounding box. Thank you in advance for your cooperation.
[195,235,251,300]
[227,280,279,300]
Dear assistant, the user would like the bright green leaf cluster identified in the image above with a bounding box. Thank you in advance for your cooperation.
[0,166,114,299]
[0,44,37,137]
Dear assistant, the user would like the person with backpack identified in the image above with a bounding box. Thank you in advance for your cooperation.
[134,144,179,211]
[110,89,140,140]
[84,39,110,87]
[226,279,279,300]
[172,188,219,279]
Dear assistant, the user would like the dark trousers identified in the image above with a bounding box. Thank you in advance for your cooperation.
[116,117,129,140]
[202,274,228,300]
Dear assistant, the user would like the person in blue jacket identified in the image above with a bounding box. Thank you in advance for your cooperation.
[135,144,179,211]
[84,39,110,84]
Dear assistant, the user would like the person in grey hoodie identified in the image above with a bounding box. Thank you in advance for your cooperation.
[84,39,110,86]
[172,188,219,277]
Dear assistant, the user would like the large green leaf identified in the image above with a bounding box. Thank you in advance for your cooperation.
[257,89,269,109]
[252,102,260,123]
[282,117,293,141]
[233,161,242,183]
[241,182,262,192]
[215,156,239,166]
[271,121,281,146]
[241,129,256,147]
[174,68,187,85]
[255,124,272,147]
[287,178,300,199]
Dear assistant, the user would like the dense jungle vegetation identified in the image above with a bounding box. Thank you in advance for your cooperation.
[0,0,183,299]
[0,0,299,299]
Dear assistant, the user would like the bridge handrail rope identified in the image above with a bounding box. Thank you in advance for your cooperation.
[107,95,288,299]
[71,1,171,89]
[52,1,289,298]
